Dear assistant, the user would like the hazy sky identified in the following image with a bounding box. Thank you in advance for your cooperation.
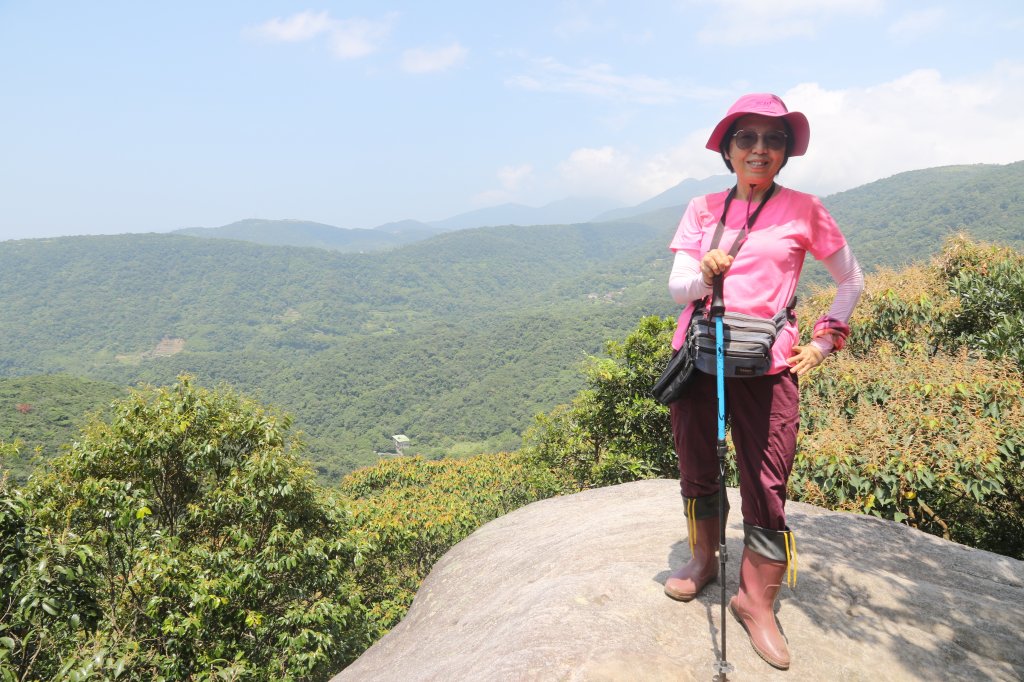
[2,1,1023,240]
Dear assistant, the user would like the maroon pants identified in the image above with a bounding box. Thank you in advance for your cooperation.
[669,370,799,530]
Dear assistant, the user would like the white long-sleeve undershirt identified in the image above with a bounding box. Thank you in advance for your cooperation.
[667,243,865,357]
[668,248,712,305]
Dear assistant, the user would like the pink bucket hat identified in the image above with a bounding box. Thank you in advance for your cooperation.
[705,93,810,156]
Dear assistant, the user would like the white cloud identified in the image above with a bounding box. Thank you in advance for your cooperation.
[400,43,468,74]
[246,10,334,42]
[498,164,534,190]
[472,164,535,205]
[245,11,396,59]
[777,63,1024,196]
[507,57,715,104]
[529,61,1024,205]
[555,146,695,203]
[692,0,883,45]
[888,8,947,41]
[328,16,396,59]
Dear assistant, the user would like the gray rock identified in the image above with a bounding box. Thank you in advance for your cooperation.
[333,479,1024,681]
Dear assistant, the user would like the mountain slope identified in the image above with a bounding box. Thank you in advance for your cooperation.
[174,218,442,252]
[426,197,623,232]
[823,161,1024,268]
[0,219,676,477]
[3,161,1022,479]
[591,174,733,222]
[0,374,125,481]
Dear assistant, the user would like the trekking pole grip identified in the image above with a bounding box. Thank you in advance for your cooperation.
[710,274,725,318]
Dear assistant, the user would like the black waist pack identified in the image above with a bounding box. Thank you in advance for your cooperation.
[650,318,698,405]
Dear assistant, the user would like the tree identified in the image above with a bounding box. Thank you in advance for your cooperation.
[523,316,679,489]
[3,377,371,681]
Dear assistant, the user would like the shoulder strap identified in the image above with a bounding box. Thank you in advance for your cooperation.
[708,186,737,253]
[708,183,777,258]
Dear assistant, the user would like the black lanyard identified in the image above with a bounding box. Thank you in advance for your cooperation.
[708,183,776,258]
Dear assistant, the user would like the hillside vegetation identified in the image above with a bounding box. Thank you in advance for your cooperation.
[1,161,1022,481]
[0,221,674,479]
[825,161,1024,266]
[0,375,125,481]
[2,235,1021,681]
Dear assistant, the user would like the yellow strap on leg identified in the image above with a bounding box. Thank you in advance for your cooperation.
[784,530,798,588]
[687,498,697,553]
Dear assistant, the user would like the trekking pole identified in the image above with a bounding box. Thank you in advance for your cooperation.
[710,274,734,680]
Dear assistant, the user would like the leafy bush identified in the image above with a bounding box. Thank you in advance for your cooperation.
[792,234,1024,556]
[1,380,565,680]
[934,236,1024,369]
[2,378,370,681]
[791,347,1023,556]
[522,316,679,490]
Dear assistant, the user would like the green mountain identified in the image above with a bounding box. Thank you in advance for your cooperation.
[0,374,125,481]
[173,218,443,252]
[592,174,733,222]
[0,219,676,479]
[823,161,1024,269]
[2,161,1022,481]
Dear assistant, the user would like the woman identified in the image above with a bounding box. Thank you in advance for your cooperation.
[663,93,864,670]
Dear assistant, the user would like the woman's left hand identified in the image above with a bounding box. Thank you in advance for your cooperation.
[786,344,824,376]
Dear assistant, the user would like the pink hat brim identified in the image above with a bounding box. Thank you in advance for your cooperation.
[705,96,810,156]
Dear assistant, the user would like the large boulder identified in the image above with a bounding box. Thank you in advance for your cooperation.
[334,479,1024,681]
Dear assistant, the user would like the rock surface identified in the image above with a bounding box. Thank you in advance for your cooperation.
[333,479,1024,681]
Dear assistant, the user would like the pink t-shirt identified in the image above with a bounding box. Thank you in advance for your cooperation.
[668,185,847,374]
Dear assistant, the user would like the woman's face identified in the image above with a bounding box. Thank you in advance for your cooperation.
[726,114,788,188]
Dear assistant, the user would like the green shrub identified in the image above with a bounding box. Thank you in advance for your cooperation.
[793,234,1024,556]
[935,236,1024,369]
[2,379,565,680]
[522,316,679,490]
[791,347,1024,556]
[2,377,370,681]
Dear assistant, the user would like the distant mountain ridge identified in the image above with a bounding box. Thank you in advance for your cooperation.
[173,218,445,252]
[171,176,733,252]
[591,175,733,222]
[822,160,1024,270]
[426,196,622,231]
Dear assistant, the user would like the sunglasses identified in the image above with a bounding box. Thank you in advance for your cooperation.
[732,129,788,151]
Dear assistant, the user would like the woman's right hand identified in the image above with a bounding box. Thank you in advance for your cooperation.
[700,249,734,285]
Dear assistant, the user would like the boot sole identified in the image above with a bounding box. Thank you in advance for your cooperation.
[729,598,790,670]
[663,585,698,601]
[663,574,717,602]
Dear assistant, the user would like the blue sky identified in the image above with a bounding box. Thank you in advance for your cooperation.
[2,1,1023,240]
